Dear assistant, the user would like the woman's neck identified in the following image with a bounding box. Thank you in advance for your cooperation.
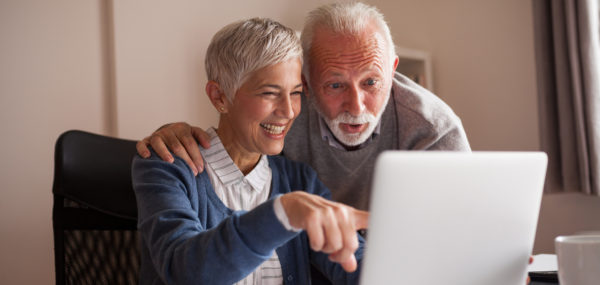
[215,124,260,176]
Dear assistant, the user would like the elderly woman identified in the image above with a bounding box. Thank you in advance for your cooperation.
[132,18,367,285]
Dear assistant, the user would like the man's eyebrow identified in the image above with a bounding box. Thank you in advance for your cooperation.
[321,70,344,77]
[322,62,383,76]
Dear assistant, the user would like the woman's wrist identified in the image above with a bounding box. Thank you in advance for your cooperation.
[274,195,301,232]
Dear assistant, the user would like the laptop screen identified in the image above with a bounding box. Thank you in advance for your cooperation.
[359,151,547,285]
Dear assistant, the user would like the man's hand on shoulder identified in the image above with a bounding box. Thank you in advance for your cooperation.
[136,122,210,176]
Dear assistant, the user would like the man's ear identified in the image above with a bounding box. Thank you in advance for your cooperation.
[205,81,230,113]
[392,56,399,74]
[301,74,310,98]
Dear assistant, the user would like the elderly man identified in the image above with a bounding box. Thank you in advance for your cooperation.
[137,2,470,211]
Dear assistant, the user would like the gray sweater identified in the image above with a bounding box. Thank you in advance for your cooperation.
[283,72,471,210]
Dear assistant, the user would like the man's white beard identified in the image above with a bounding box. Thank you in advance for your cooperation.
[310,93,390,147]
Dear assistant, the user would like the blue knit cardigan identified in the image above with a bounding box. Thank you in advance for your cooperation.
[132,152,363,285]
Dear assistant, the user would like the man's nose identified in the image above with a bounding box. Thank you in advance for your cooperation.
[344,85,366,116]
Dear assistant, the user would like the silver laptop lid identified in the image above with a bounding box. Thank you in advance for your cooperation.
[360,151,547,285]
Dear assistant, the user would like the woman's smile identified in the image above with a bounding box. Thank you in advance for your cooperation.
[260,122,286,135]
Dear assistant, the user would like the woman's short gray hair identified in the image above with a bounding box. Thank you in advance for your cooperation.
[205,18,302,101]
[301,2,396,77]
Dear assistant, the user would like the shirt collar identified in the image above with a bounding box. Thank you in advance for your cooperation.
[244,155,270,192]
[201,127,270,192]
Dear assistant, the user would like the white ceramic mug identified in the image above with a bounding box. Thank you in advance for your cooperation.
[555,235,600,285]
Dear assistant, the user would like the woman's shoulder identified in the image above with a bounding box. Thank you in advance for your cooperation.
[132,147,198,184]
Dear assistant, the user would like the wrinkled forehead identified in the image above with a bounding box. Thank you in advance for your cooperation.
[308,26,389,73]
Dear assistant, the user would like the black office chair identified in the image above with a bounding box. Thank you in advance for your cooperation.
[52,130,140,284]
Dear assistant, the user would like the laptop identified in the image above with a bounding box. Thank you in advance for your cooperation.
[359,151,547,285]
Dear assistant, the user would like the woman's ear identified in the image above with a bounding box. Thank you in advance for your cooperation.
[205,81,229,113]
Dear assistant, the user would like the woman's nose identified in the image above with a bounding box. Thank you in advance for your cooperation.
[276,95,295,119]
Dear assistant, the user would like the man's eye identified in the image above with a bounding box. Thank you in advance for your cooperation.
[330,83,342,89]
[366,79,377,86]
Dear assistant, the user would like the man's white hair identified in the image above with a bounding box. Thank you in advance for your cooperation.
[205,18,302,101]
[300,2,396,79]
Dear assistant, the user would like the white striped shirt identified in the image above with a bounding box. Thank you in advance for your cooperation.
[200,127,283,285]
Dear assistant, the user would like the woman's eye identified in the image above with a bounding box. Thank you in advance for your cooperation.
[291,91,303,96]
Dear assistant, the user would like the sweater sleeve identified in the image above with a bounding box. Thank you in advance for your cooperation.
[423,120,471,151]
[132,153,298,285]
[390,71,471,152]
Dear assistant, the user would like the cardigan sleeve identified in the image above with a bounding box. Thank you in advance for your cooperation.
[132,153,298,285]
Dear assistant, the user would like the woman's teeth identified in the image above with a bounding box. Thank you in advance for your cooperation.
[260,123,285,135]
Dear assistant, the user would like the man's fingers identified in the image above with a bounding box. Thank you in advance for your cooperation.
[191,126,211,173]
[353,209,370,230]
[179,133,204,174]
[170,147,198,176]
[136,137,151,158]
[179,153,199,176]
[164,130,198,175]
[150,135,174,163]
[192,127,211,149]
[137,122,206,176]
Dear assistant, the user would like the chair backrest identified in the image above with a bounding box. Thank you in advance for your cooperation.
[52,130,140,284]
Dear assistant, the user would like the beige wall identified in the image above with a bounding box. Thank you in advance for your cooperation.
[1,0,599,283]
[535,193,600,253]
[0,0,106,283]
